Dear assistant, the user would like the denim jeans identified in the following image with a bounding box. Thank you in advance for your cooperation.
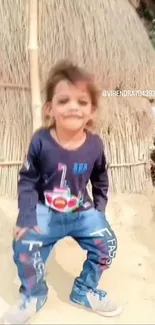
[13,203,117,298]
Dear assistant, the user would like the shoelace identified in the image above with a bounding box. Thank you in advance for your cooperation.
[90,289,107,301]
[19,297,31,310]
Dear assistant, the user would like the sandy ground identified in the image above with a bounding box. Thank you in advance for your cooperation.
[0,193,155,324]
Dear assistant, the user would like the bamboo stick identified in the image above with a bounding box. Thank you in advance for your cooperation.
[28,0,42,132]
[0,161,23,166]
[0,83,30,90]
[0,160,150,167]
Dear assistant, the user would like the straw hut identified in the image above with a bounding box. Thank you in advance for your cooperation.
[0,0,155,198]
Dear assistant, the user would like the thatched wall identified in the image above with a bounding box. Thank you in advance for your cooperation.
[0,0,155,198]
[0,1,32,196]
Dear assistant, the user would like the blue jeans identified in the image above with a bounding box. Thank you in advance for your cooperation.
[13,203,117,298]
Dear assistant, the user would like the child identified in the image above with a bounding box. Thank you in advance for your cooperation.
[4,60,122,324]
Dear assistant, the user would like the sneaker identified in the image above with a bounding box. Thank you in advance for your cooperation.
[70,288,122,317]
[3,295,47,324]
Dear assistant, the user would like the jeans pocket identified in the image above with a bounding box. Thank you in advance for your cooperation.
[34,203,52,235]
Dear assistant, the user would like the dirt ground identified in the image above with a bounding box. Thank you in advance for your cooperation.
[0,193,155,324]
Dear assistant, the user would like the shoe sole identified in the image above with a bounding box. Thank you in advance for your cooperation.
[3,297,48,325]
[70,300,123,317]
[3,311,41,325]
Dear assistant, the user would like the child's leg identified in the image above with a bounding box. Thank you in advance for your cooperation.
[4,203,65,324]
[70,208,122,317]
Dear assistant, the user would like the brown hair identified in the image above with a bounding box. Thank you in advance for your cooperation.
[43,60,100,131]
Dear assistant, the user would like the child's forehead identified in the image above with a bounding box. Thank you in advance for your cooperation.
[74,80,89,92]
[54,79,90,96]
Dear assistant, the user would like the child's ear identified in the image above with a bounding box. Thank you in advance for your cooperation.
[91,107,97,122]
[43,101,53,120]
[42,101,52,126]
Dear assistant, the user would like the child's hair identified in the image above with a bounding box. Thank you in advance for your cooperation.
[43,60,100,131]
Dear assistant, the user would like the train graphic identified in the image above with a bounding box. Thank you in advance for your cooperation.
[44,163,83,212]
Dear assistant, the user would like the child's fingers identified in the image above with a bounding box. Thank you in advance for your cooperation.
[13,225,41,241]
[13,226,20,239]
[15,227,29,241]
[34,225,42,234]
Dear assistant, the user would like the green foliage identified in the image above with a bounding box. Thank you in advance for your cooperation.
[150,19,155,48]
[136,2,155,49]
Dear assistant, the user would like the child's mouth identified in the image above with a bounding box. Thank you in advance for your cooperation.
[64,115,83,119]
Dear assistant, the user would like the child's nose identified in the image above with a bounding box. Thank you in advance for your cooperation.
[69,101,80,110]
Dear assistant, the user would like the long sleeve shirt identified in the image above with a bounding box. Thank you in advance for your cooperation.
[17,128,109,227]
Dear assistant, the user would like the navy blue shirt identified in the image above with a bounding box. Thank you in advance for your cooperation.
[17,128,109,227]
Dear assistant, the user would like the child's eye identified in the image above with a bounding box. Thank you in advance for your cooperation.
[58,98,69,104]
[78,100,88,106]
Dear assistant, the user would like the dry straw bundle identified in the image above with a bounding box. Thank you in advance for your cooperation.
[0,0,155,197]
[98,96,153,192]
[0,1,31,196]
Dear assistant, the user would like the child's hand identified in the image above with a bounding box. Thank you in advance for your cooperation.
[13,226,42,241]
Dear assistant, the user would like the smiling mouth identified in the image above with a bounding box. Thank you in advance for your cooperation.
[64,115,83,119]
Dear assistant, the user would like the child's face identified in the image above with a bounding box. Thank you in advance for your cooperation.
[50,80,93,132]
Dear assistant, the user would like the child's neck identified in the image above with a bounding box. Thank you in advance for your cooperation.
[51,126,87,150]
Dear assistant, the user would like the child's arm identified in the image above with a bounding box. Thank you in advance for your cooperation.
[16,134,41,228]
[90,138,109,213]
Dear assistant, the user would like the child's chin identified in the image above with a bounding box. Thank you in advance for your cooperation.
[63,121,84,131]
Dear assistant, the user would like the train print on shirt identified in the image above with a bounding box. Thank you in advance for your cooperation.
[44,162,84,212]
